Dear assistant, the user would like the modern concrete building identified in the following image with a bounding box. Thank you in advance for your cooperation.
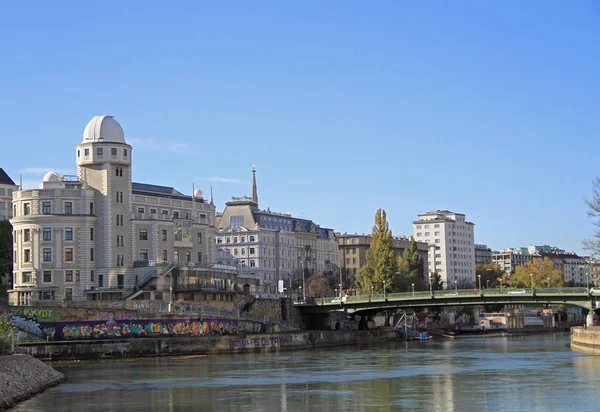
[216,167,338,297]
[474,244,492,265]
[528,245,565,255]
[336,233,429,280]
[0,168,17,222]
[413,210,476,287]
[492,249,535,274]
[9,115,216,306]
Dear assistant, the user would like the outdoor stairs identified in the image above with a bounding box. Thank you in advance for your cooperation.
[124,262,177,300]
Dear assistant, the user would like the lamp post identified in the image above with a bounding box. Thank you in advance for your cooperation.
[486,280,489,290]
[411,283,415,297]
[338,265,343,299]
[530,273,534,289]
[455,280,458,294]
[500,278,503,292]
[547,277,551,288]
[299,285,304,303]
[429,273,433,295]
[478,274,481,291]
[371,286,374,300]
[169,285,173,313]
[383,280,387,300]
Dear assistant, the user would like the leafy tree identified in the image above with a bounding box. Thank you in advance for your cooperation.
[307,274,328,297]
[395,256,426,292]
[0,316,15,354]
[356,209,398,293]
[430,271,444,291]
[403,239,424,280]
[475,264,505,289]
[504,257,564,288]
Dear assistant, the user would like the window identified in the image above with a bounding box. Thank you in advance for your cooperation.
[186,251,191,262]
[91,270,95,282]
[22,272,32,283]
[435,239,440,244]
[174,251,179,262]
[97,148,103,156]
[139,229,148,240]
[90,202,94,215]
[217,238,223,244]
[226,237,231,243]
[111,147,117,156]
[250,236,255,242]
[434,224,440,228]
[200,213,206,219]
[65,288,73,301]
[249,247,255,255]
[425,232,430,236]
[197,233,202,243]
[118,275,124,289]
[417,233,422,237]
[90,248,94,261]
[85,148,89,156]
[173,211,179,219]
[123,148,128,157]
[138,207,144,214]
[250,260,255,267]
[64,248,73,261]
[197,252,202,264]
[24,203,30,215]
[162,250,168,261]
[65,271,73,282]
[140,249,148,260]
[64,227,73,241]
[42,201,51,214]
[434,231,440,236]
[24,249,30,262]
[162,210,168,215]
[24,229,30,242]
[42,228,51,241]
[233,237,238,243]
[90,228,94,241]
[150,208,157,214]
[162,229,168,241]
[230,216,244,227]
[43,271,52,283]
[43,248,52,262]
[98,274,104,287]
[65,202,72,215]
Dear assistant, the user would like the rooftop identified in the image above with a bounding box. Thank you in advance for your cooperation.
[0,168,16,186]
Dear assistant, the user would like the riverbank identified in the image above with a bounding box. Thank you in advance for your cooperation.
[570,326,600,355]
[17,328,399,360]
[0,354,66,410]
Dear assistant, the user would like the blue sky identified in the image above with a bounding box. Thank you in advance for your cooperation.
[1,2,599,254]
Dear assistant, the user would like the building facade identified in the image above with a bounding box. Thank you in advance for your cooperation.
[413,210,476,287]
[216,168,338,297]
[474,244,492,265]
[336,233,429,280]
[9,115,215,306]
[492,249,535,274]
[0,168,17,222]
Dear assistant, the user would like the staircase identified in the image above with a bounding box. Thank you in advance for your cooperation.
[124,262,177,300]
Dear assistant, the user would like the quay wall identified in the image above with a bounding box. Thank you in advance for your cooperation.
[18,329,399,360]
[0,354,66,409]
[570,326,600,355]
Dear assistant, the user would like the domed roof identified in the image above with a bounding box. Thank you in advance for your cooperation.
[42,171,61,182]
[194,189,204,199]
[82,115,125,144]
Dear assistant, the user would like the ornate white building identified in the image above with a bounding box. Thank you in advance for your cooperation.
[216,167,338,297]
[9,116,215,305]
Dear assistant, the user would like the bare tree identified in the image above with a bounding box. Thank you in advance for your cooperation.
[585,178,600,256]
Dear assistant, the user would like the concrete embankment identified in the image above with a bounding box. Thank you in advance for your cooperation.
[18,329,399,360]
[0,354,66,410]
[570,326,600,355]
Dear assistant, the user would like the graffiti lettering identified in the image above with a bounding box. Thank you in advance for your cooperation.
[229,336,292,349]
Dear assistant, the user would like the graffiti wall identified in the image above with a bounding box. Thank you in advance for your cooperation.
[2,308,264,342]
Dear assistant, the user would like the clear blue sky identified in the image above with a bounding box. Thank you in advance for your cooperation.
[1,2,599,254]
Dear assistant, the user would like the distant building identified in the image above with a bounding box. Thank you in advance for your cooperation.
[540,252,589,286]
[9,116,216,306]
[0,168,17,221]
[528,245,565,255]
[492,249,535,274]
[336,233,429,279]
[475,244,492,265]
[216,167,338,297]
[413,210,475,287]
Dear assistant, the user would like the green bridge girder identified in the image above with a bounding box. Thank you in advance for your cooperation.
[295,287,599,316]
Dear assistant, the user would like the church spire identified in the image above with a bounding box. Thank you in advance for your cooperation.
[251,164,258,204]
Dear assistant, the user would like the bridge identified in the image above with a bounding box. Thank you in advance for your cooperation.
[295,287,600,316]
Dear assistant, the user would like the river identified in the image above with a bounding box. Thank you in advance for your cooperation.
[13,333,600,411]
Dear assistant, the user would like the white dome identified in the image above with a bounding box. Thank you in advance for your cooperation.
[42,171,61,182]
[82,115,125,144]
[194,189,204,199]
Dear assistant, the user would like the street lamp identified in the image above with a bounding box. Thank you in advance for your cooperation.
[478,274,482,291]
[411,283,415,297]
[500,278,503,292]
[429,273,433,295]
[383,280,387,300]
[338,265,343,299]
[455,280,458,294]
[371,285,374,300]
[530,273,534,289]
[547,277,551,288]
[486,280,489,290]
[169,285,173,312]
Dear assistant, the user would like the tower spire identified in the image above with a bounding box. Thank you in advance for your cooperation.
[251,165,258,204]
[210,185,214,205]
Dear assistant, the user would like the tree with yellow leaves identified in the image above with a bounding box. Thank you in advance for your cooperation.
[504,257,564,288]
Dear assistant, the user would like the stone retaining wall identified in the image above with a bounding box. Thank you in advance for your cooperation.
[570,326,600,355]
[0,354,66,409]
[18,329,399,360]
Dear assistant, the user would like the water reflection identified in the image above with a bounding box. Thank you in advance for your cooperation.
[13,334,600,412]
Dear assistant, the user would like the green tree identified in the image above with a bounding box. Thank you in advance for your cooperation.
[504,257,564,288]
[404,239,424,279]
[430,271,444,291]
[0,316,15,354]
[356,209,398,293]
[476,263,505,289]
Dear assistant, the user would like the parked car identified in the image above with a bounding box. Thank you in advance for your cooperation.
[508,289,526,294]
[590,287,600,294]
[331,296,347,303]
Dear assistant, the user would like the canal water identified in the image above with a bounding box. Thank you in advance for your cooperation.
[13,333,600,411]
